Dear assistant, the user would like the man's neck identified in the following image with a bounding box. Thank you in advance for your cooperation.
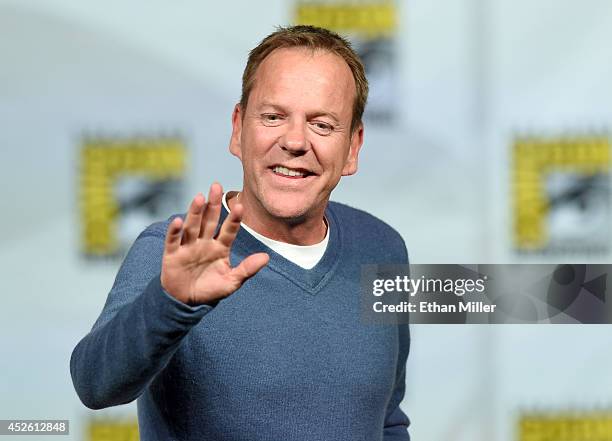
[227,191,327,246]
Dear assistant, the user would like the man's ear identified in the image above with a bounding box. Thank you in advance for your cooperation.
[229,104,243,159]
[341,123,364,176]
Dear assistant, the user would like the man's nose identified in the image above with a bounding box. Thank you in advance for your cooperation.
[279,119,309,154]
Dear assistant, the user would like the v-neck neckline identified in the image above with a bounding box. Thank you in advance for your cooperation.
[221,204,342,296]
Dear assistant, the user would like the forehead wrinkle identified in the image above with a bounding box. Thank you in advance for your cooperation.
[250,48,355,121]
[255,80,352,123]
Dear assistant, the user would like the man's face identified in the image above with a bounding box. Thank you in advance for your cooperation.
[229,47,363,223]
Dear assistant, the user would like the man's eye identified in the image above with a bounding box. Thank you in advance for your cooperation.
[262,114,283,125]
[310,121,333,135]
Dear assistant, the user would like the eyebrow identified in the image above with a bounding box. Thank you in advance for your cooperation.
[257,102,287,113]
[257,101,342,125]
[308,110,341,125]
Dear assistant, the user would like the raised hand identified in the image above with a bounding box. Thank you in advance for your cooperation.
[160,183,269,306]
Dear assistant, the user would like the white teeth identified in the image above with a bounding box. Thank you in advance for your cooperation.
[273,166,306,177]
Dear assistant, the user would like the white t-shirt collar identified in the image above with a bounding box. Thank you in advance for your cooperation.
[221,192,329,270]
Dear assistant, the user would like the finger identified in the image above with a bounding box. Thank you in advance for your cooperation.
[181,193,205,244]
[164,216,184,254]
[201,182,223,240]
[217,202,243,248]
[230,253,270,284]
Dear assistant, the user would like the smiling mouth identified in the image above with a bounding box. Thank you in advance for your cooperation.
[271,165,314,178]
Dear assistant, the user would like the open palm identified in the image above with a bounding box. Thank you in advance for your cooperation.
[161,183,269,306]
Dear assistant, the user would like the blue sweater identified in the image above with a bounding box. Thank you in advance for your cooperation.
[71,201,410,441]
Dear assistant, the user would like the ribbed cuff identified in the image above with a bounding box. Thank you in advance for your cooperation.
[143,275,213,328]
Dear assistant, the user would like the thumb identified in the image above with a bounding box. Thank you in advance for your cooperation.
[230,253,270,284]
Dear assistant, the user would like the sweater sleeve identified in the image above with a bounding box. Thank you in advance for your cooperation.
[70,225,213,410]
[383,323,411,440]
[383,235,411,440]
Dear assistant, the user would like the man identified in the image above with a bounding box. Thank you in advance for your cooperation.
[71,25,410,440]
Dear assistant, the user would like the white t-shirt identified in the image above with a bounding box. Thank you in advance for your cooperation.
[222,193,329,270]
